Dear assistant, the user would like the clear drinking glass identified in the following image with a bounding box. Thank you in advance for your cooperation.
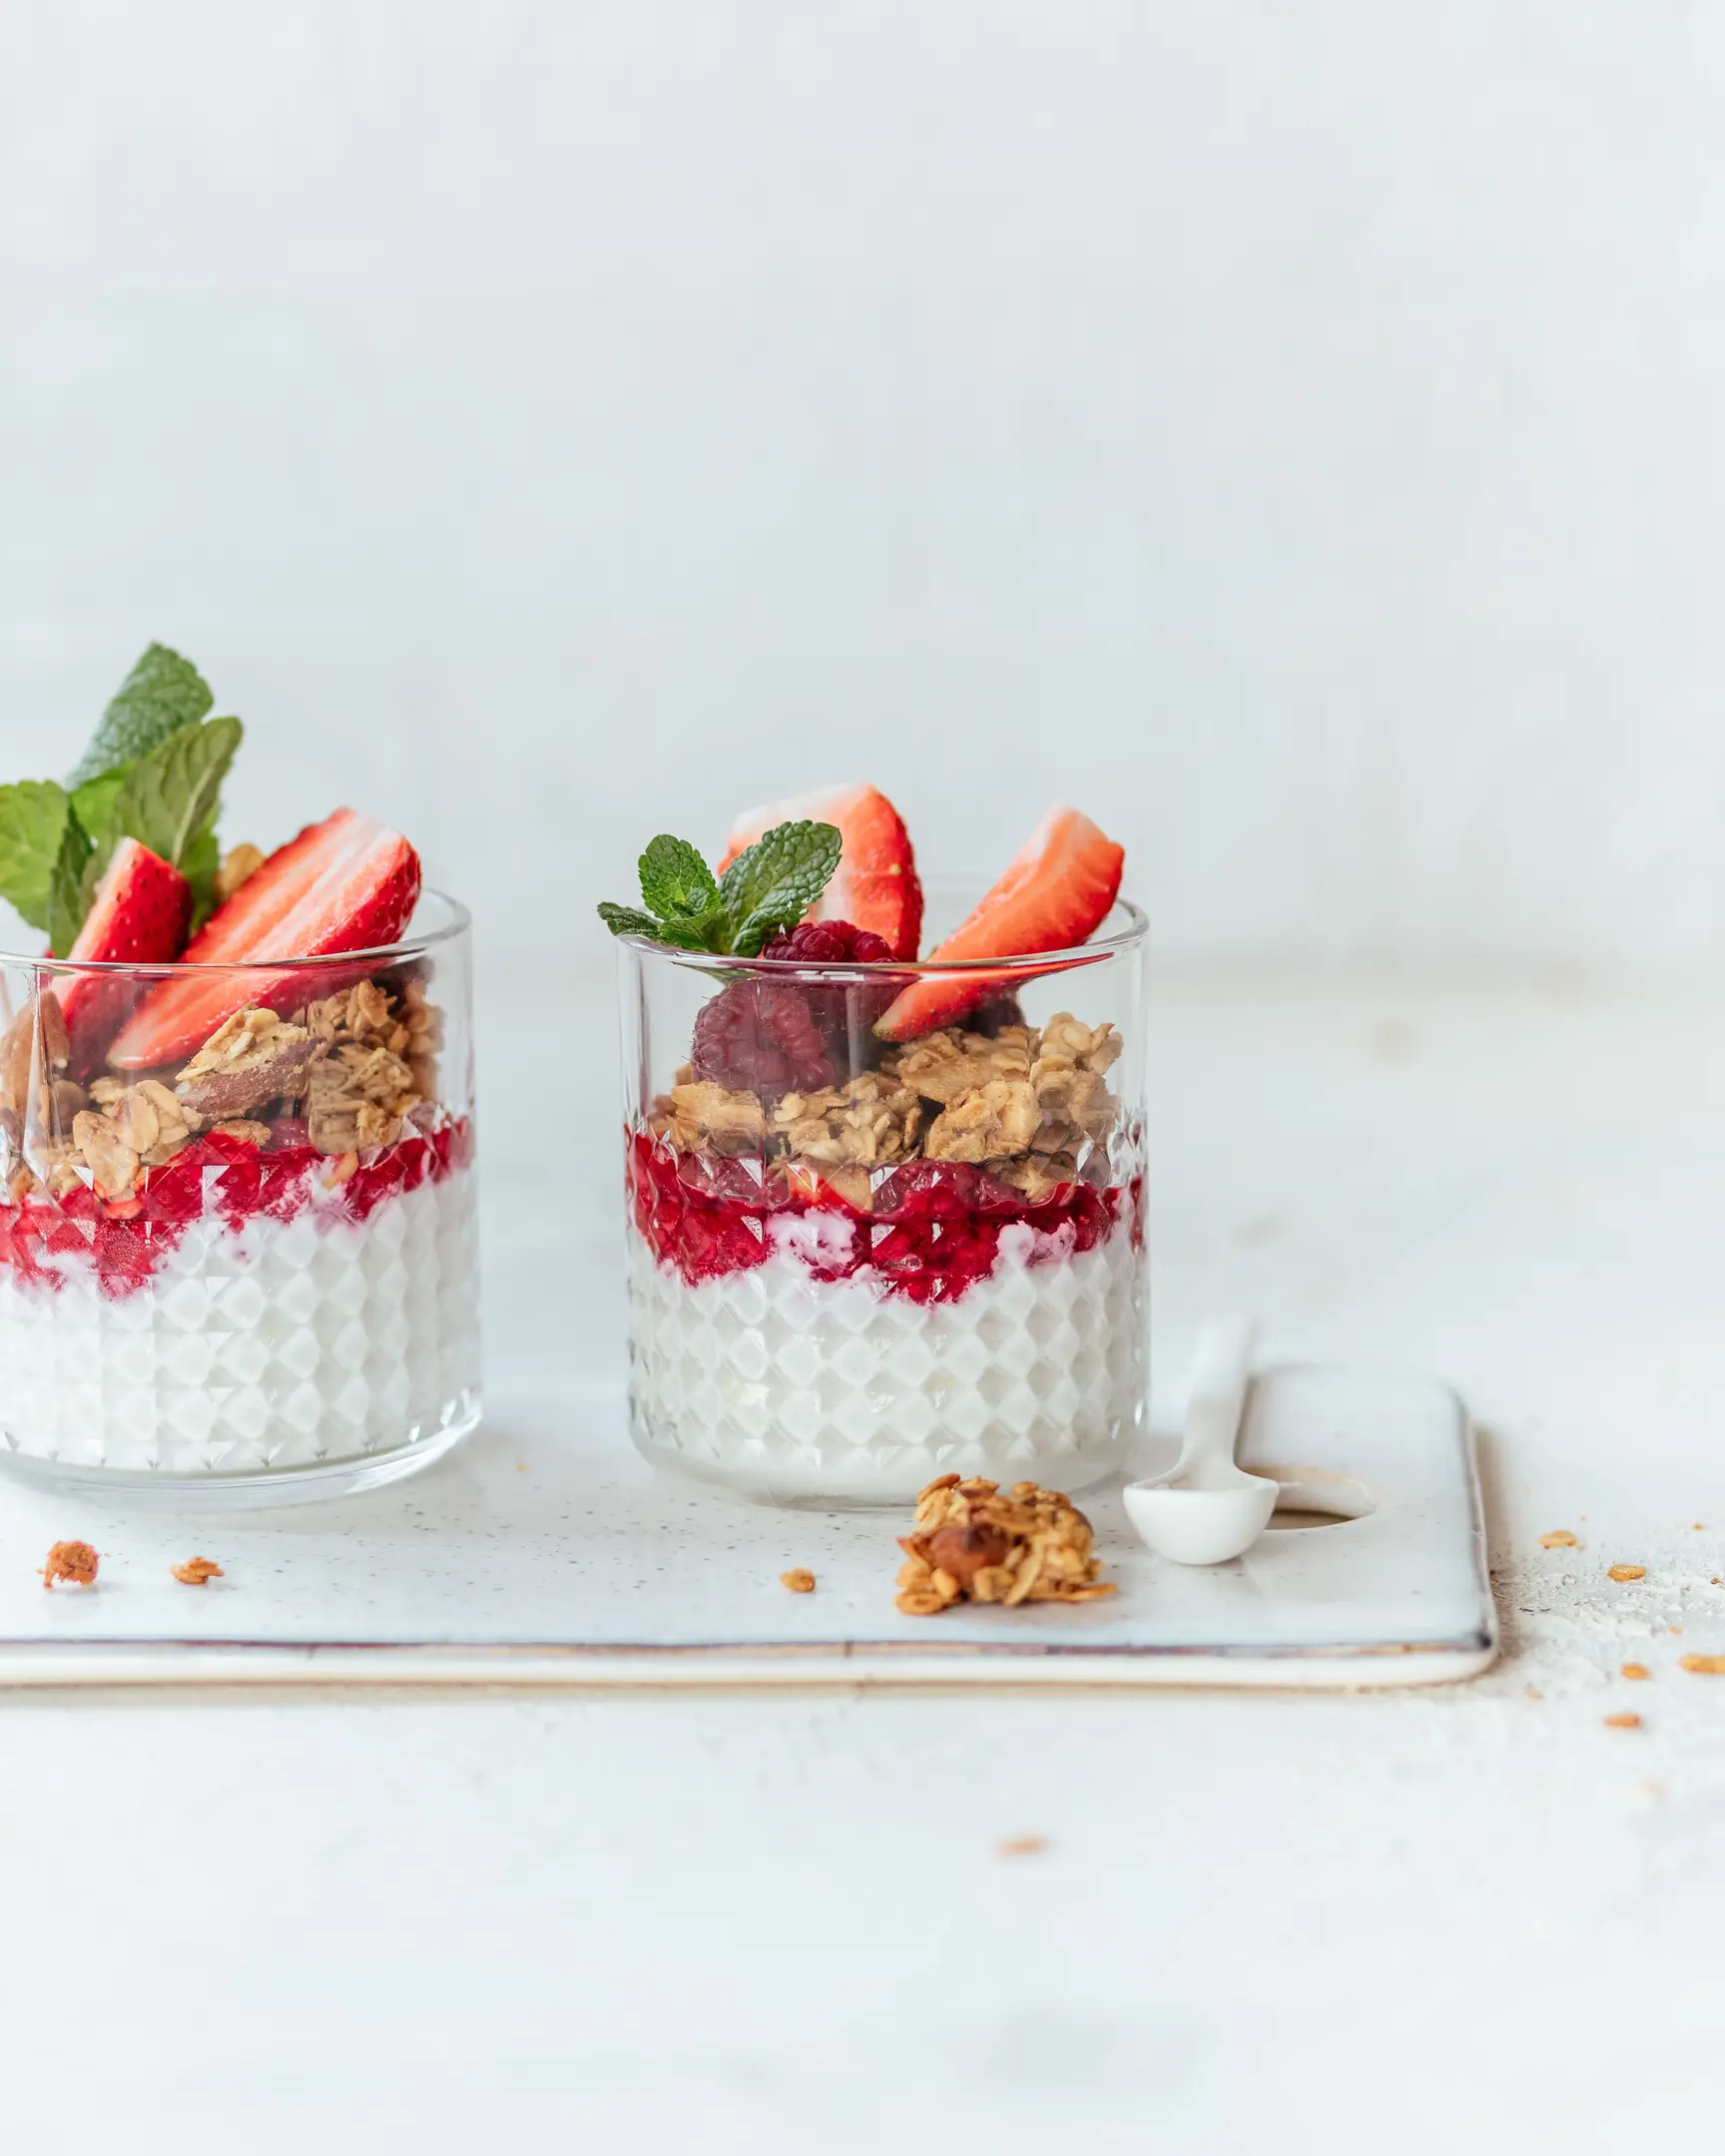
[618,883,1147,1507]
[0,892,480,1503]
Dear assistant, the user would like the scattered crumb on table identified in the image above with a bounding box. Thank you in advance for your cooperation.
[1539,1530,1579,1549]
[1607,1564,1646,1581]
[780,1568,816,1593]
[1679,1653,1725,1675]
[1620,1663,1650,1681]
[170,1557,224,1587]
[1604,1713,1643,1731]
[997,1836,1047,1858]
[41,1540,98,1590]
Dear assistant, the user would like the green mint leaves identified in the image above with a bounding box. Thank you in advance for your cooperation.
[68,642,213,789]
[0,782,77,935]
[0,644,241,951]
[598,819,843,958]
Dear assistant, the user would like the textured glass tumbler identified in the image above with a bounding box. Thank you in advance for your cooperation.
[619,886,1147,1508]
[0,892,481,1504]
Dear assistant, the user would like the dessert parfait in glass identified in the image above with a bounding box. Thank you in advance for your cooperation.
[605,786,1145,1507]
[0,643,479,1501]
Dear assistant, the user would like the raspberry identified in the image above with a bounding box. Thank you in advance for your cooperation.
[761,918,897,1057]
[691,980,834,1098]
[761,921,894,966]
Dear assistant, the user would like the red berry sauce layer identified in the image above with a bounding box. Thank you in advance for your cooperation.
[0,1118,473,1301]
[627,1129,1139,1305]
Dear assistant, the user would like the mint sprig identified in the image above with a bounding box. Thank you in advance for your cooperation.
[0,644,242,951]
[598,819,842,957]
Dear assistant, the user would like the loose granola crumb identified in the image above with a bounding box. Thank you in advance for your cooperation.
[171,1557,224,1586]
[894,1475,1115,1614]
[997,1836,1047,1859]
[1607,1564,1647,1582]
[780,1568,817,1593]
[1603,1713,1643,1731]
[42,1540,98,1590]
[1620,1663,1651,1681]
[1538,1530,1579,1549]
[1679,1654,1725,1675]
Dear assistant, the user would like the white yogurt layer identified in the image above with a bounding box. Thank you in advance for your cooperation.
[0,1168,480,1475]
[628,1216,1144,1506]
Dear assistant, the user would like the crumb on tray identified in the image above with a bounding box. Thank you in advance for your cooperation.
[171,1557,224,1587]
[41,1540,99,1590]
[780,1568,816,1593]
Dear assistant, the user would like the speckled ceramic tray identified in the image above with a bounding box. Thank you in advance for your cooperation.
[0,1364,1495,1688]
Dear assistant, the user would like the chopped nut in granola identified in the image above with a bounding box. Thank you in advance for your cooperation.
[171,1557,225,1586]
[780,1568,817,1593]
[176,1008,321,1120]
[893,1474,1115,1614]
[42,1539,99,1589]
[72,1108,140,1198]
[212,842,266,906]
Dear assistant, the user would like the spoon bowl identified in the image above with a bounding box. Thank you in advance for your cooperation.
[1124,1314,1279,1566]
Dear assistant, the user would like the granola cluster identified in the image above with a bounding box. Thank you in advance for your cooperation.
[0,971,443,1206]
[653,1011,1121,1199]
[894,1473,1116,1615]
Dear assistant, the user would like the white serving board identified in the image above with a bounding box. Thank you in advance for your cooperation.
[0,1363,1495,1688]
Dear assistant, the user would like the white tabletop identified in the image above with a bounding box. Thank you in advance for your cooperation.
[5,970,1723,2151]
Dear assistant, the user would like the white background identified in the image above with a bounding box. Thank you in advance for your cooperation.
[7,1,1725,976]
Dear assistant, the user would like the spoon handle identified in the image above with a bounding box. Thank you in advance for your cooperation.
[1177,1313,1258,1480]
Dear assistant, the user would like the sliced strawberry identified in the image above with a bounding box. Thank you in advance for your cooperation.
[874,806,1124,1042]
[59,838,193,1074]
[107,808,421,1071]
[719,784,922,960]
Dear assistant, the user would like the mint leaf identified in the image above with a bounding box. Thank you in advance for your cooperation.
[598,901,666,939]
[180,818,222,931]
[0,781,75,933]
[70,767,128,851]
[46,816,93,956]
[110,716,242,872]
[719,819,842,956]
[69,643,213,789]
[638,835,720,925]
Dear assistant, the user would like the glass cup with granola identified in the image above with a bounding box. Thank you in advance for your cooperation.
[605,788,1146,1508]
[0,644,479,1500]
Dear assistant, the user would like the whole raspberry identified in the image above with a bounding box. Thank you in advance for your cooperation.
[761,921,894,966]
[691,980,834,1099]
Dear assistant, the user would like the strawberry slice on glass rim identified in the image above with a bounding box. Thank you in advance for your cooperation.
[57,836,193,1073]
[106,807,421,1071]
[719,783,922,961]
[874,805,1124,1043]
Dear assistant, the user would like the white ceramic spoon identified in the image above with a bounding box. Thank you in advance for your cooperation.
[1123,1315,1279,1565]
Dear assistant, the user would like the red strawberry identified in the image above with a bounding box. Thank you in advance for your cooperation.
[719,784,922,960]
[874,806,1124,1042]
[59,838,193,1074]
[107,808,421,1071]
